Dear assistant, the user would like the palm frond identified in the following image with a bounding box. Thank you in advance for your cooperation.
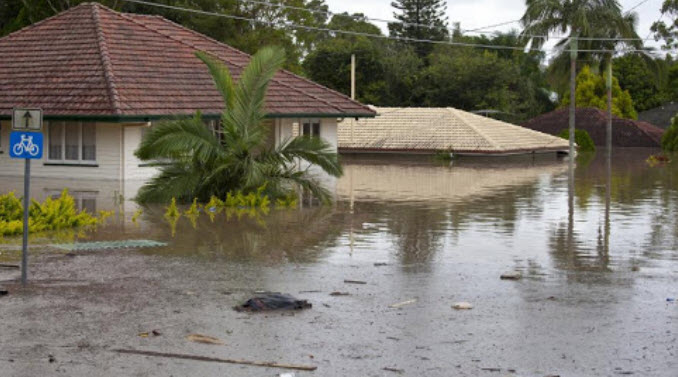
[135,113,223,163]
[276,136,343,177]
[195,51,236,111]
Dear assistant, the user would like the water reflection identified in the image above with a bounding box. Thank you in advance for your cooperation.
[2,149,677,279]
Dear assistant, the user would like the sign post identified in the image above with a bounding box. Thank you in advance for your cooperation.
[10,108,43,286]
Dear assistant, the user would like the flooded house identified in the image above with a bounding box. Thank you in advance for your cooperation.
[338,106,570,156]
[0,3,374,210]
[522,107,665,147]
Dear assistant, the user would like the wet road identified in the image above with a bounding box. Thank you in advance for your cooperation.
[1,149,677,376]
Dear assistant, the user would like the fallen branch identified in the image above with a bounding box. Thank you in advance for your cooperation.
[0,264,20,269]
[388,299,417,308]
[112,349,317,371]
[344,279,367,285]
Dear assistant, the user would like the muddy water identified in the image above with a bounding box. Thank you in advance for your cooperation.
[1,149,677,377]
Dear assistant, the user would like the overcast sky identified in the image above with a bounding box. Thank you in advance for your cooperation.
[324,0,668,55]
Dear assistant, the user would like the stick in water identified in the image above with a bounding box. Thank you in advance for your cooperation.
[112,349,317,371]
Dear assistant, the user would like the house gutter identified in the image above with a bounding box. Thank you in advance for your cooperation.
[0,113,376,122]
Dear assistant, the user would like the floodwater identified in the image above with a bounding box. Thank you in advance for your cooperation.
[1,149,677,377]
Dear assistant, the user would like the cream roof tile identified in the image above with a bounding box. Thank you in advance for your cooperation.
[339,107,570,155]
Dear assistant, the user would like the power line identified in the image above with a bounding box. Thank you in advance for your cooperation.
[120,0,670,54]
[233,0,653,42]
[626,0,652,13]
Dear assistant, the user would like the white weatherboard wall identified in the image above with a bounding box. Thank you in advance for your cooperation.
[0,120,122,180]
[275,118,339,196]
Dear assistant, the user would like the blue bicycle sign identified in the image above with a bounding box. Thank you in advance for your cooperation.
[10,132,43,159]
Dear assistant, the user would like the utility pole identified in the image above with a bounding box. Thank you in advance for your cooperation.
[569,35,577,157]
[350,54,356,100]
[606,53,612,152]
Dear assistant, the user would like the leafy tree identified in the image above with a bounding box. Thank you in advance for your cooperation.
[662,115,678,151]
[561,65,637,119]
[388,0,449,58]
[651,0,678,50]
[668,63,678,101]
[135,47,342,204]
[521,0,643,89]
[558,129,596,151]
[614,54,666,112]
[415,38,555,120]
[303,13,386,104]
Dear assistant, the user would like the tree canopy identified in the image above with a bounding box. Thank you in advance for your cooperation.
[562,65,637,119]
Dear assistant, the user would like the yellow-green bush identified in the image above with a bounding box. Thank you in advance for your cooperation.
[0,190,100,237]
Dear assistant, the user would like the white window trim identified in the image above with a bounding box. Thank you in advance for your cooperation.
[46,121,97,165]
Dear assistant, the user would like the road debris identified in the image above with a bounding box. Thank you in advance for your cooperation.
[186,334,224,345]
[113,349,317,371]
[138,330,162,338]
[388,299,417,308]
[235,293,311,312]
[452,302,473,310]
[0,263,19,269]
[383,366,404,373]
[374,262,388,267]
[481,367,501,372]
[0,287,7,296]
[344,279,367,285]
[329,291,350,296]
[500,272,522,280]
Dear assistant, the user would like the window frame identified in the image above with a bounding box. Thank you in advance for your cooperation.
[301,118,321,138]
[46,121,97,165]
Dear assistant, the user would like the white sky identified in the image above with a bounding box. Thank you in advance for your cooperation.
[324,0,669,56]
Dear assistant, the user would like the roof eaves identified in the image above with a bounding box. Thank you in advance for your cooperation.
[0,112,375,122]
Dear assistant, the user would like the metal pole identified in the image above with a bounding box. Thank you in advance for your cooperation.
[606,54,612,151]
[350,54,356,100]
[569,35,578,157]
[21,159,31,286]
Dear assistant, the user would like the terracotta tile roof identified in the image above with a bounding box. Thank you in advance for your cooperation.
[522,108,665,148]
[0,3,375,120]
[338,107,570,155]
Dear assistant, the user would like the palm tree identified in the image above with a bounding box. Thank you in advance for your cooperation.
[135,47,343,204]
[521,0,643,84]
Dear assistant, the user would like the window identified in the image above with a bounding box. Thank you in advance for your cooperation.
[301,119,321,138]
[47,121,96,163]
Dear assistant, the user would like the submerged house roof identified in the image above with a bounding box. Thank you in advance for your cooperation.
[0,3,375,121]
[638,102,678,129]
[338,107,570,155]
[522,108,664,147]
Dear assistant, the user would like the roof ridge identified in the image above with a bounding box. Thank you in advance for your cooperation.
[114,11,349,115]
[446,108,502,150]
[91,4,122,115]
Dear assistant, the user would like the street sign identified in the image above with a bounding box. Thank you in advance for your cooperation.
[12,108,43,131]
[9,132,43,159]
[10,109,44,286]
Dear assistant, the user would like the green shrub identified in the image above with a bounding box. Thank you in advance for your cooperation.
[558,129,596,152]
[0,190,100,237]
[661,115,678,152]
